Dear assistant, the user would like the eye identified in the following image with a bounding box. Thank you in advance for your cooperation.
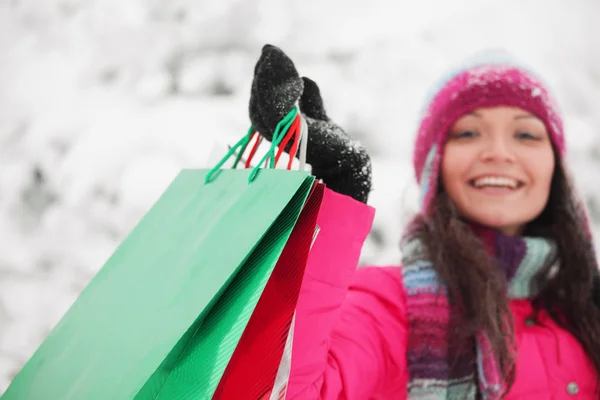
[452,130,479,139]
[515,132,539,140]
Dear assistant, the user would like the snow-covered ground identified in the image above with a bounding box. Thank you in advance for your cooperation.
[1,0,599,392]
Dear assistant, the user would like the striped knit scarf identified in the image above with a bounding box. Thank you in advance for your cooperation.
[400,223,558,400]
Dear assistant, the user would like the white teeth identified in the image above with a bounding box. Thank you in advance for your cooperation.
[473,176,519,189]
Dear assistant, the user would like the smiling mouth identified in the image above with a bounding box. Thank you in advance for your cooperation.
[468,176,525,191]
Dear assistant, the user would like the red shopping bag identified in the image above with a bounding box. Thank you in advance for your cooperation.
[212,182,325,400]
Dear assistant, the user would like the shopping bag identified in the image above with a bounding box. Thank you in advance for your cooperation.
[1,108,314,400]
[285,187,376,399]
[212,183,324,400]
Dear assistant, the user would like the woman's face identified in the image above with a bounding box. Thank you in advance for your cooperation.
[441,106,555,235]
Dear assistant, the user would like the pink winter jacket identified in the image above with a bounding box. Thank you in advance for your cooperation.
[286,265,598,399]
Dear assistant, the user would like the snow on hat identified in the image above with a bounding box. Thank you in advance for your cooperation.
[414,56,566,214]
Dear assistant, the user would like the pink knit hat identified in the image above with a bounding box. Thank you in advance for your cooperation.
[414,62,566,214]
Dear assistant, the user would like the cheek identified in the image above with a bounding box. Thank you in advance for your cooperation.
[440,146,468,197]
[529,150,555,195]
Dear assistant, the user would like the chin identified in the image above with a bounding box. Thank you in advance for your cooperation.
[465,212,526,235]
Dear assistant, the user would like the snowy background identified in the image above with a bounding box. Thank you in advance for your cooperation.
[1,0,600,392]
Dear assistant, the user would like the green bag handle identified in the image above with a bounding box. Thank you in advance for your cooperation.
[205,107,299,184]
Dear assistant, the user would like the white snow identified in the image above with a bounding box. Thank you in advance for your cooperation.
[1,0,600,392]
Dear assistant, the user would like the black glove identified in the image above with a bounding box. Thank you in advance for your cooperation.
[249,44,372,204]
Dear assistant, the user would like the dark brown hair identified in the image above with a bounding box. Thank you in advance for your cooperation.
[413,156,600,396]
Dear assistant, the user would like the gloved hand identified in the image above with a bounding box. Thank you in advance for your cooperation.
[249,44,372,204]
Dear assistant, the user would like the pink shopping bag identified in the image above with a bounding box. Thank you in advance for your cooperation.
[284,187,376,399]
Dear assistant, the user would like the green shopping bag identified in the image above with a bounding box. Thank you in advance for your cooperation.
[2,108,313,400]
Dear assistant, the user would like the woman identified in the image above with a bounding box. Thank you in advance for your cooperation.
[249,45,600,399]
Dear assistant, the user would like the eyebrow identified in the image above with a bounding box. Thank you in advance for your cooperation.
[514,114,537,120]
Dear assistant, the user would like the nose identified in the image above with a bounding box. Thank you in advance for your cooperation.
[480,135,516,163]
